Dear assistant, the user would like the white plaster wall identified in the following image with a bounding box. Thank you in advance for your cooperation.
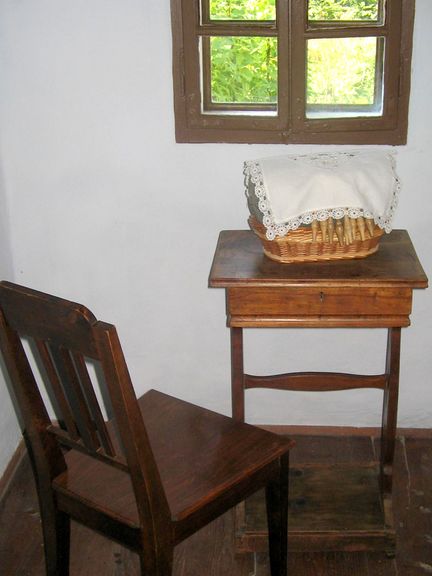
[0,0,430,478]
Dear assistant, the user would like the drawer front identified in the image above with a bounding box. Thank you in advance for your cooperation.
[227,287,413,317]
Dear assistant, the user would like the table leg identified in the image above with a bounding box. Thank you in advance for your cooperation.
[380,327,401,496]
[230,327,245,422]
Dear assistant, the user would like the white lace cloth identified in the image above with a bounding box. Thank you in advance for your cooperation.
[244,151,400,240]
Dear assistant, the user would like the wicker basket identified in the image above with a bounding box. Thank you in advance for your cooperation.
[248,216,384,264]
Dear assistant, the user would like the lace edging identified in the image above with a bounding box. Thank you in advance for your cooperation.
[244,152,400,241]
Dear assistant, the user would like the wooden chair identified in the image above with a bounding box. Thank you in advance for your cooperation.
[0,281,293,576]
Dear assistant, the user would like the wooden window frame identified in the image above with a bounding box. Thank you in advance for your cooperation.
[171,0,415,145]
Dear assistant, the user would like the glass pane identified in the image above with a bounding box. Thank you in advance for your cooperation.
[306,37,383,118]
[210,36,277,104]
[209,0,276,21]
[308,0,380,22]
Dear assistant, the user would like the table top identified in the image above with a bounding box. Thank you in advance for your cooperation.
[209,230,428,289]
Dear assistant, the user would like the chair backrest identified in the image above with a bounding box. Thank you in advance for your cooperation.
[0,281,170,544]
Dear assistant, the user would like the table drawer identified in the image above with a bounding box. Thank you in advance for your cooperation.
[227,287,413,317]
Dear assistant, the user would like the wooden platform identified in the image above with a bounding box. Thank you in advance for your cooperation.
[1,430,432,575]
[237,462,395,554]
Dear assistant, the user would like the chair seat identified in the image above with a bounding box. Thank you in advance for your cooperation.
[53,390,292,532]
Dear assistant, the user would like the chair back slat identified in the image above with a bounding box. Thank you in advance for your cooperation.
[71,351,115,456]
[36,337,116,457]
[35,339,81,442]
[47,343,101,452]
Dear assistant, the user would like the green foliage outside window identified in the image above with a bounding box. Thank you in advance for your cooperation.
[307,38,378,106]
[308,0,378,21]
[210,0,378,22]
[210,0,275,20]
[209,1,380,108]
[211,36,277,104]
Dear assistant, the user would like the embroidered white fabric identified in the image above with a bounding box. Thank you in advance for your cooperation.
[244,151,400,240]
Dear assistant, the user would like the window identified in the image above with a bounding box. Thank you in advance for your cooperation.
[170,0,415,144]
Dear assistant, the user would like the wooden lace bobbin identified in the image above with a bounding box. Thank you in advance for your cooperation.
[248,216,384,263]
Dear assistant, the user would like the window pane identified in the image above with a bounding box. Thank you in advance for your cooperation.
[306,37,384,118]
[209,0,276,21]
[308,0,380,22]
[209,36,277,105]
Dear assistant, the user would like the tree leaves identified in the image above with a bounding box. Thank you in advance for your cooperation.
[211,36,277,104]
[210,0,275,21]
[308,0,378,21]
[307,37,378,106]
[209,1,380,107]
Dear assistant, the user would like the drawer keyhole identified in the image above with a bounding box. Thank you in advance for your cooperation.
[320,291,325,303]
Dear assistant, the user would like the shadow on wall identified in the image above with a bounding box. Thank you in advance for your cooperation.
[0,156,13,280]
[0,155,21,480]
[0,352,24,431]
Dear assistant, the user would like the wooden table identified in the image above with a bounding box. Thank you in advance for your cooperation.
[209,229,428,554]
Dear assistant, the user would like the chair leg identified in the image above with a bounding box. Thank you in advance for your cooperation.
[40,507,71,576]
[265,453,289,576]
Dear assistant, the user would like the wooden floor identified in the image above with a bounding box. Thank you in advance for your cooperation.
[1,432,431,575]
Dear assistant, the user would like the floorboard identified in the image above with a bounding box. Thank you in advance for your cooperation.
[1,433,431,575]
